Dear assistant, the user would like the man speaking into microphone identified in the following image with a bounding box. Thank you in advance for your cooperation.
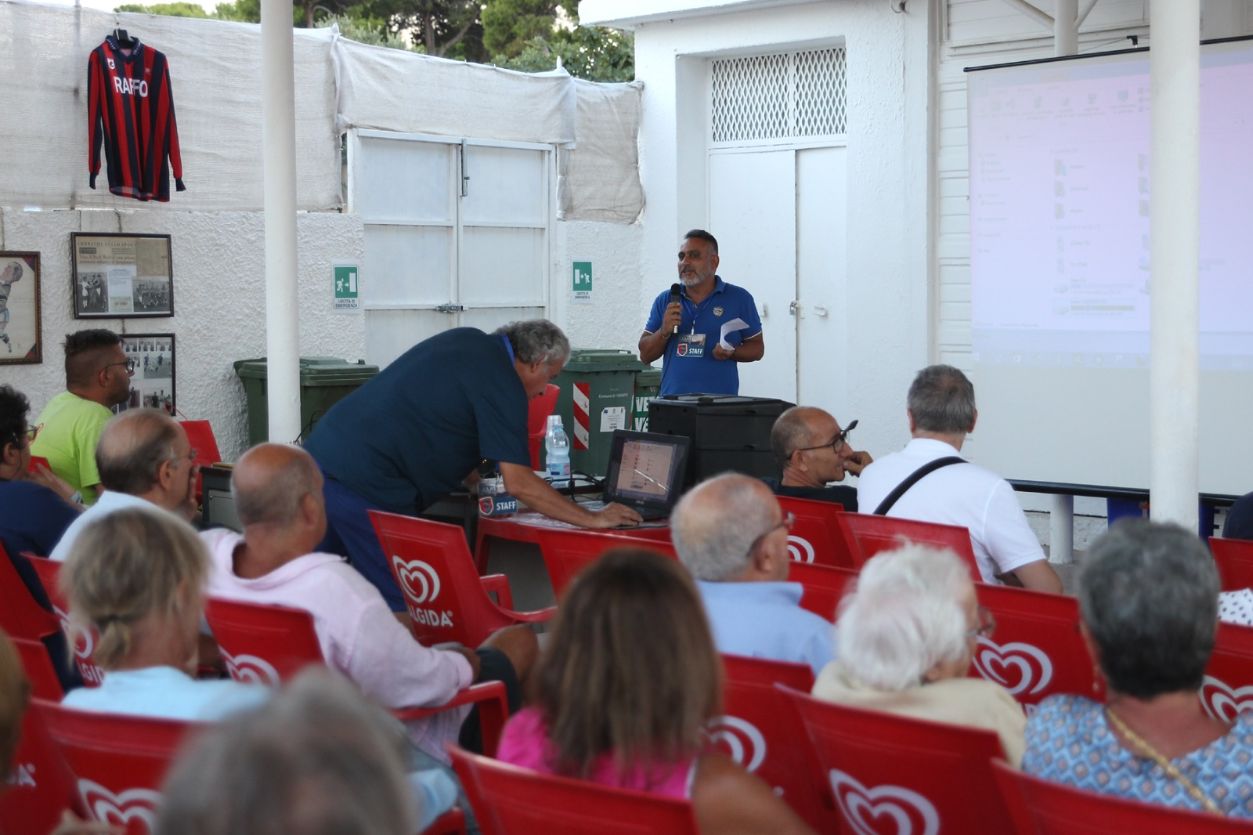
[639,229,764,396]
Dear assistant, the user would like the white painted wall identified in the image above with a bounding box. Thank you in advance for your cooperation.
[551,220,646,354]
[1,208,364,461]
[621,0,935,460]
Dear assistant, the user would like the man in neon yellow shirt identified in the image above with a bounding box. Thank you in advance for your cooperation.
[31,329,133,505]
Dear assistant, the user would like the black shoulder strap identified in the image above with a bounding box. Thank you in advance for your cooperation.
[872,456,966,516]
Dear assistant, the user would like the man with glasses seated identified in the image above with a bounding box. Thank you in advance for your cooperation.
[50,408,200,560]
[766,406,873,511]
[671,473,835,675]
[31,329,134,506]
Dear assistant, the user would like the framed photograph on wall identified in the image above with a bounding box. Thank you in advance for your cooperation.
[0,252,41,364]
[71,233,173,318]
[113,333,176,415]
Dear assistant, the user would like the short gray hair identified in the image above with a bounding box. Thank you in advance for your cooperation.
[671,473,777,581]
[96,409,184,495]
[907,365,976,434]
[770,406,817,467]
[1079,519,1219,699]
[495,320,571,367]
[232,445,321,528]
[155,669,417,835]
[835,544,972,690]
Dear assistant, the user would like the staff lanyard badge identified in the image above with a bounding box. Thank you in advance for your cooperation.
[676,331,706,358]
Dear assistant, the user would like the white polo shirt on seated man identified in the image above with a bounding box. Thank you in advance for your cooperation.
[672,472,835,676]
[857,365,1063,594]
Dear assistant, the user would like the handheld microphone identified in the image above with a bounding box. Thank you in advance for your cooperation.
[669,283,681,334]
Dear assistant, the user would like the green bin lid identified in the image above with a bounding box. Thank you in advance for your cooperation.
[233,356,379,384]
[636,367,662,384]
[563,349,648,373]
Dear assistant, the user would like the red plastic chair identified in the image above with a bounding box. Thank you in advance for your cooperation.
[789,560,856,620]
[779,684,1014,833]
[26,554,106,686]
[1210,536,1253,592]
[1202,622,1253,723]
[715,655,826,830]
[775,496,858,568]
[0,639,77,835]
[837,511,981,577]
[971,583,1097,705]
[204,597,509,756]
[527,384,561,470]
[529,528,677,598]
[34,698,193,835]
[448,745,699,835]
[991,758,1253,834]
[0,541,59,642]
[369,510,556,648]
[179,419,223,502]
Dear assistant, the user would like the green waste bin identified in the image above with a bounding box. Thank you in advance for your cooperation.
[633,367,662,431]
[233,356,379,446]
[552,350,647,478]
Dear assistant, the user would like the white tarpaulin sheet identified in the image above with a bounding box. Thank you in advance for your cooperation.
[0,1,340,210]
[0,1,642,221]
[333,38,577,145]
[558,79,643,223]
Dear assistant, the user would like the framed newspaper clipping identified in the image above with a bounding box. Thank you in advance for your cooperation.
[71,233,173,318]
[0,251,41,364]
[112,333,176,415]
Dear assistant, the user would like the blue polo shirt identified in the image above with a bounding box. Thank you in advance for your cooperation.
[644,277,762,396]
[305,328,531,513]
[696,580,836,676]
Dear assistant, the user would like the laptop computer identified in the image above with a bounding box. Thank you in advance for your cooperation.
[591,430,691,521]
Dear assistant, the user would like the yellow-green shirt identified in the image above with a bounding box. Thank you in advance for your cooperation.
[31,392,112,505]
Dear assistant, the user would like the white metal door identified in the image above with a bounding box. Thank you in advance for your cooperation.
[348,130,551,367]
[708,148,798,402]
[796,146,849,415]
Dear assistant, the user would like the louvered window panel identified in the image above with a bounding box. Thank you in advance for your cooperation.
[711,47,847,143]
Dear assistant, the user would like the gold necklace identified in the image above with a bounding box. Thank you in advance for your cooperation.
[1104,706,1222,816]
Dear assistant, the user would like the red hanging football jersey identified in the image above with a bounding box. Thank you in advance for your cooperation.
[87,35,186,202]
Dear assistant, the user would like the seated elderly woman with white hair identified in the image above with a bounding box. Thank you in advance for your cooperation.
[812,543,1026,765]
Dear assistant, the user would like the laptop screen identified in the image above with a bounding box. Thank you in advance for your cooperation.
[604,431,689,506]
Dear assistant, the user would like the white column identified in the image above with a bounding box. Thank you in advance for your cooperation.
[1054,0,1078,56]
[1149,1,1200,530]
[1049,494,1074,565]
[1049,0,1078,561]
[261,0,301,444]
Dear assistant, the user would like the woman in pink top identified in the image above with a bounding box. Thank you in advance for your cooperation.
[497,548,814,833]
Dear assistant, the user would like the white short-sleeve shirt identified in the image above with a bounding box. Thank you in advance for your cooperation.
[856,437,1046,582]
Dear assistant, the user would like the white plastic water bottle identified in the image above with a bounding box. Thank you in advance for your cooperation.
[545,414,571,480]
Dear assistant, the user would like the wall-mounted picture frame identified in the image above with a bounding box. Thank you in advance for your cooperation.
[113,333,176,415]
[0,252,41,365]
[71,233,173,318]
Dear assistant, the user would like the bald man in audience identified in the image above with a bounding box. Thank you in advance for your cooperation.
[202,443,537,767]
[857,365,1063,594]
[767,405,872,511]
[50,408,198,560]
[671,473,835,675]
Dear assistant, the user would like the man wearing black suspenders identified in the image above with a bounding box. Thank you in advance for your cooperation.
[857,365,1063,594]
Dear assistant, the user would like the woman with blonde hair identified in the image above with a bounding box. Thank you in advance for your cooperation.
[59,507,266,720]
[813,542,1026,765]
[496,548,814,834]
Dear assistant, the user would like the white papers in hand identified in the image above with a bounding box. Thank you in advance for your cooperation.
[719,318,750,350]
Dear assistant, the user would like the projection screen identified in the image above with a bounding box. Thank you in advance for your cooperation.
[965,39,1253,497]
